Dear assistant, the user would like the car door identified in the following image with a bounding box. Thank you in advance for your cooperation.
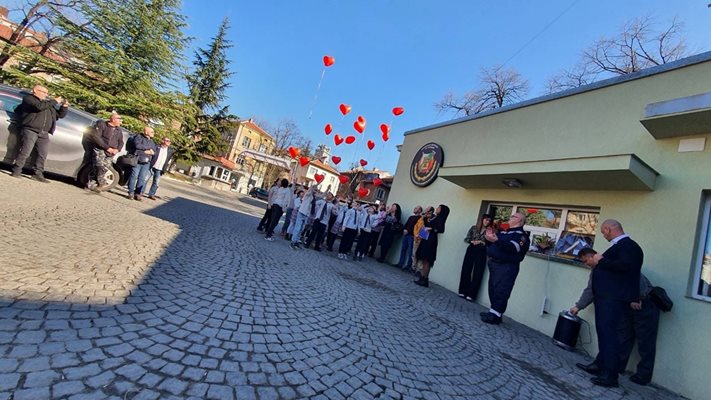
[0,91,24,165]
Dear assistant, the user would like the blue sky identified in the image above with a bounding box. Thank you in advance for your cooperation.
[181,1,711,174]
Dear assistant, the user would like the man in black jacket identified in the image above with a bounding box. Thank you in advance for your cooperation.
[87,113,124,191]
[11,85,69,182]
[584,219,643,388]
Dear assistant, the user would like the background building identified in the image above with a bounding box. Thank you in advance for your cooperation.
[336,168,393,204]
[387,51,711,400]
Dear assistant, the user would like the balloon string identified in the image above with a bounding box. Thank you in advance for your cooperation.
[307,68,326,119]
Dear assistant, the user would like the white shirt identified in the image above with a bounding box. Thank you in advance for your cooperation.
[314,199,332,224]
[152,146,169,170]
[358,209,374,232]
[271,187,292,209]
[342,207,360,230]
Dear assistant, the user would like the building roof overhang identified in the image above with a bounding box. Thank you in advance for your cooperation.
[439,154,658,191]
[640,91,711,139]
[241,149,291,169]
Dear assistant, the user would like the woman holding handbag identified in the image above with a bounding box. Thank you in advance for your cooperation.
[457,214,493,301]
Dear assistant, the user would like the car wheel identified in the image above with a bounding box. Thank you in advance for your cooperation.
[76,164,120,191]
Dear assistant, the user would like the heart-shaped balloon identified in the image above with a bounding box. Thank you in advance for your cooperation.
[367,140,375,150]
[380,123,390,136]
[392,106,405,116]
[382,131,390,142]
[314,173,325,184]
[345,135,356,144]
[299,156,310,167]
[324,123,333,135]
[331,156,341,165]
[338,175,349,184]
[334,134,344,146]
[357,115,365,123]
[373,178,383,187]
[353,121,365,134]
[358,187,369,198]
[339,103,351,116]
[359,159,368,167]
[288,147,300,159]
[323,55,335,67]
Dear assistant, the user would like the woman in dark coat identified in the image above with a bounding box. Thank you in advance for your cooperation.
[414,204,450,287]
[377,203,402,263]
[457,213,493,300]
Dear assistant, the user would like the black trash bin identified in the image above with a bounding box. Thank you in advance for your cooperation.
[553,310,581,351]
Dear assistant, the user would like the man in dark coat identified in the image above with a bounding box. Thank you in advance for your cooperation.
[11,85,69,182]
[585,219,643,388]
[87,113,124,191]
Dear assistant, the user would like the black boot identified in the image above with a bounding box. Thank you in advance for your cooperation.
[413,273,423,284]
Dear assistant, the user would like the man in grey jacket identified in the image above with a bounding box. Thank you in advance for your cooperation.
[571,248,661,386]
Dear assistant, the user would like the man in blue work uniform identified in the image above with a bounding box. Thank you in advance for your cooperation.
[480,212,530,325]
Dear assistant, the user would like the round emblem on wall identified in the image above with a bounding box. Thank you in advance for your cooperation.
[410,143,444,187]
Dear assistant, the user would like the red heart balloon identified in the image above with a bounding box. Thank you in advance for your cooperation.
[324,123,333,135]
[299,156,310,167]
[288,147,300,159]
[380,123,390,136]
[334,134,344,146]
[382,131,390,142]
[367,140,375,150]
[359,159,368,167]
[358,187,369,198]
[339,103,351,116]
[373,178,383,187]
[323,55,335,67]
[331,156,341,165]
[357,115,365,124]
[338,175,349,184]
[353,121,365,134]
[314,173,325,184]
[345,135,356,144]
[392,107,405,116]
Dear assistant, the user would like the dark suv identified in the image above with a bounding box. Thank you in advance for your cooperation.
[249,187,269,200]
[0,84,128,189]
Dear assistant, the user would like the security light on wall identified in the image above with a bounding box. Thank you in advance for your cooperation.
[502,178,522,188]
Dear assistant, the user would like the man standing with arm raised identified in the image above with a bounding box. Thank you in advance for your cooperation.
[586,219,643,388]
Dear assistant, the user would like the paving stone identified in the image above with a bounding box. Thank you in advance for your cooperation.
[52,381,86,397]
[12,387,50,400]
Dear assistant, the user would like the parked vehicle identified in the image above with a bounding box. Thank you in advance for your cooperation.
[0,84,129,190]
[249,187,269,200]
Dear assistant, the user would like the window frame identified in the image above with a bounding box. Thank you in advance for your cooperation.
[692,194,711,303]
[486,202,599,262]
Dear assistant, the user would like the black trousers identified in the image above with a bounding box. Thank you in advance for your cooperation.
[458,244,488,298]
[306,220,327,249]
[339,228,358,254]
[356,231,372,255]
[594,297,626,382]
[257,207,272,230]
[326,230,338,251]
[13,128,49,175]
[265,205,283,237]
[368,230,382,256]
[487,259,520,315]
[618,298,660,381]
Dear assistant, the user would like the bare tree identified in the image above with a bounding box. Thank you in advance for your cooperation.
[435,65,529,117]
[0,0,81,68]
[546,16,688,94]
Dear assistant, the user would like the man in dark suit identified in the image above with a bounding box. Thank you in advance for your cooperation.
[580,219,643,388]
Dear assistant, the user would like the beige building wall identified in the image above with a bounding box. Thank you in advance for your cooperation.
[388,55,711,400]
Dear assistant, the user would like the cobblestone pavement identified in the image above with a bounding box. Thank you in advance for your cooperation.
[0,172,685,399]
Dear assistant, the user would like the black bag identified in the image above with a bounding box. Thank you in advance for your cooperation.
[648,286,673,312]
[391,221,404,232]
[118,154,138,167]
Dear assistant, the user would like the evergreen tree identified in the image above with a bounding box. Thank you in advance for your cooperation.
[182,17,234,162]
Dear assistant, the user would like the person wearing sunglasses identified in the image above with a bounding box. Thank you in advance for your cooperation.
[144,136,173,200]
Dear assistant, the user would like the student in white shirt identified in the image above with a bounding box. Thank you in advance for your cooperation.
[306,192,334,251]
[338,201,360,259]
[355,205,376,261]
[265,179,291,240]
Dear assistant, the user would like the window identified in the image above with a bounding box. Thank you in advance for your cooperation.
[486,203,599,261]
[242,137,252,148]
[221,169,231,181]
[0,93,22,113]
[375,188,385,200]
[236,155,245,165]
[693,194,711,302]
[258,144,266,153]
[329,176,335,183]
[308,167,316,176]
